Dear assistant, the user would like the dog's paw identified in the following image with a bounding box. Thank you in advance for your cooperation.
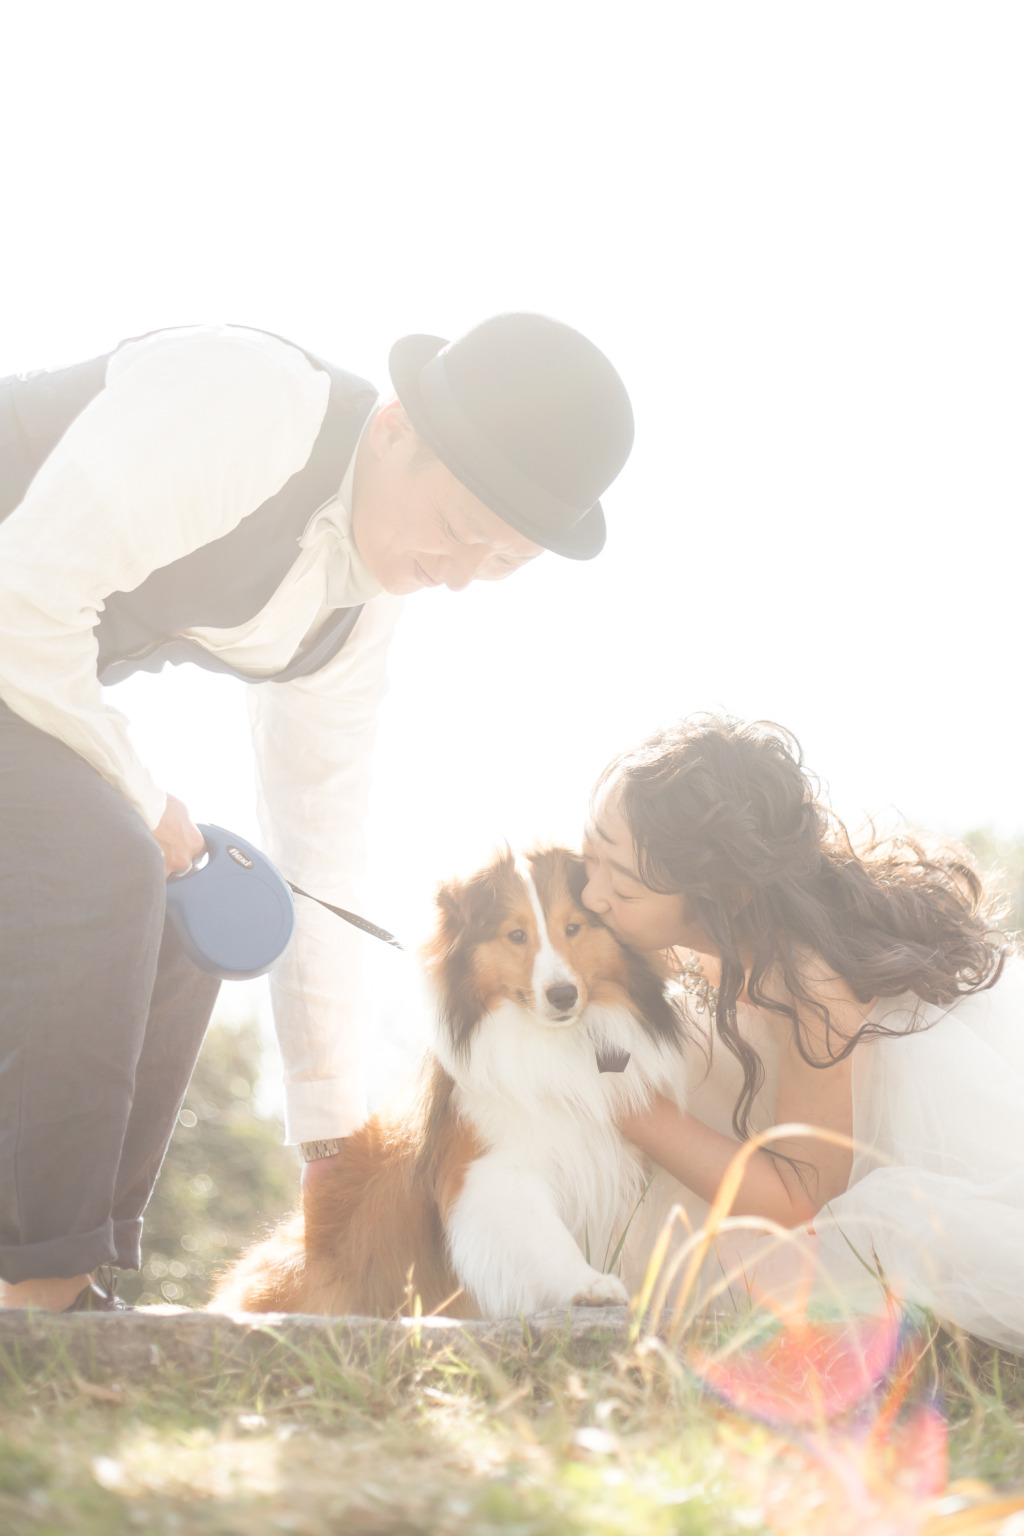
[571,1271,630,1308]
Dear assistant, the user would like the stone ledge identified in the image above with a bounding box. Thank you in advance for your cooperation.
[0,1305,636,1382]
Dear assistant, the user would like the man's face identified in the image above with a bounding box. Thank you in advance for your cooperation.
[351,401,545,595]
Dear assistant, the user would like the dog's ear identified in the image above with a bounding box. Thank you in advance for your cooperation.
[423,879,471,964]
[430,850,519,950]
[423,851,515,963]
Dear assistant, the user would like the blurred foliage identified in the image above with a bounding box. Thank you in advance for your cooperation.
[118,1016,300,1308]
[963,828,1024,938]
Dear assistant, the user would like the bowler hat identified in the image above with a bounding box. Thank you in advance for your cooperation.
[389,313,633,560]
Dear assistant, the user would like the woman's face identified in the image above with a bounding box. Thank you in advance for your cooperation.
[581,783,711,955]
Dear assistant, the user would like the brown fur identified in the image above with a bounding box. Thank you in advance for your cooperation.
[209,1058,482,1317]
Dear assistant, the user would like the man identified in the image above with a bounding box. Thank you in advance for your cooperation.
[0,313,633,1312]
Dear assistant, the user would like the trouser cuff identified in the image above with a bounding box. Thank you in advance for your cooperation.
[0,1218,143,1285]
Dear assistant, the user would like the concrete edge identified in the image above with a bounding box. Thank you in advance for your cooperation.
[0,1305,638,1381]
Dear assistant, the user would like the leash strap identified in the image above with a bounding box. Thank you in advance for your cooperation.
[287,884,405,951]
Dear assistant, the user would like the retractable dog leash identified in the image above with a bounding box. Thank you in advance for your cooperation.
[165,824,403,981]
[165,825,297,980]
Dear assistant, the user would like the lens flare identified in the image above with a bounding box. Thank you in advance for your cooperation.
[633,1126,1024,1534]
[689,1309,905,1425]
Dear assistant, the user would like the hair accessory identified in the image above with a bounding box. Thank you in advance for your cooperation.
[675,950,720,1019]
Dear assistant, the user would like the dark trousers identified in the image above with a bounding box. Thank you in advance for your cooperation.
[0,701,220,1283]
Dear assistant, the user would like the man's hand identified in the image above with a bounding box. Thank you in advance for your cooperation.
[153,794,206,877]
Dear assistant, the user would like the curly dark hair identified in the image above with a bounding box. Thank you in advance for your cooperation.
[599,715,1008,1141]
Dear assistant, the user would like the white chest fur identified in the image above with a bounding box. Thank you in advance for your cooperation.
[436,999,684,1317]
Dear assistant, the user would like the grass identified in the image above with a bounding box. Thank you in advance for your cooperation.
[0,1319,748,1536]
[4,1124,1024,1535]
[1,1309,1024,1535]
[3,834,1021,1534]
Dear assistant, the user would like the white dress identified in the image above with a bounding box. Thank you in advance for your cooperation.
[622,959,1024,1353]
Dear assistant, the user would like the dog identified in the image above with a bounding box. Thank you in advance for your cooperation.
[209,846,688,1319]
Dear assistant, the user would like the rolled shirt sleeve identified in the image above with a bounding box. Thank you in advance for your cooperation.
[0,327,330,827]
[246,591,404,1143]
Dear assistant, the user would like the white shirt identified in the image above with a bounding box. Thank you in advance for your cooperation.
[0,325,403,1143]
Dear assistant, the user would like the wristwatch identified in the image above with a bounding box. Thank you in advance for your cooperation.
[299,1138,341,1162]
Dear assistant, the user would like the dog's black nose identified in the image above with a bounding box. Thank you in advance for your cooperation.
[546,983,579,1013]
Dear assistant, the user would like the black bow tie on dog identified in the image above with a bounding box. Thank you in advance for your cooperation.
[289,885,631,1076]
[595,1046,632,1074]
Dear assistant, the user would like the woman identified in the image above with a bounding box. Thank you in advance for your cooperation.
[582,715,1024,1350]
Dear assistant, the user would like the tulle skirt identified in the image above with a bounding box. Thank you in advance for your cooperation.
[623,960,1024,1352]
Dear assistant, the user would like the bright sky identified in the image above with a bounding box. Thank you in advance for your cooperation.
[3,3,1022,1095]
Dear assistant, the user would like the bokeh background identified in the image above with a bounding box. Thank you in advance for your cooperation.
[3,2,1022,1297]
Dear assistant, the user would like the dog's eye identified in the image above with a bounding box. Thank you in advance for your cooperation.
[565,923,581,937]
[508,929,527,945]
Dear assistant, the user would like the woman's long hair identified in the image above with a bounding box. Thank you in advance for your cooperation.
[601,715,1009,1141]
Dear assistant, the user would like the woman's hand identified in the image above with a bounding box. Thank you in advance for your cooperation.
[153,794,206,877]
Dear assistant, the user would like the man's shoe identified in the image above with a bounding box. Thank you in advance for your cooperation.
[63,1267,133,1313]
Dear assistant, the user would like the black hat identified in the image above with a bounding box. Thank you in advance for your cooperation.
[389,313,633,560]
